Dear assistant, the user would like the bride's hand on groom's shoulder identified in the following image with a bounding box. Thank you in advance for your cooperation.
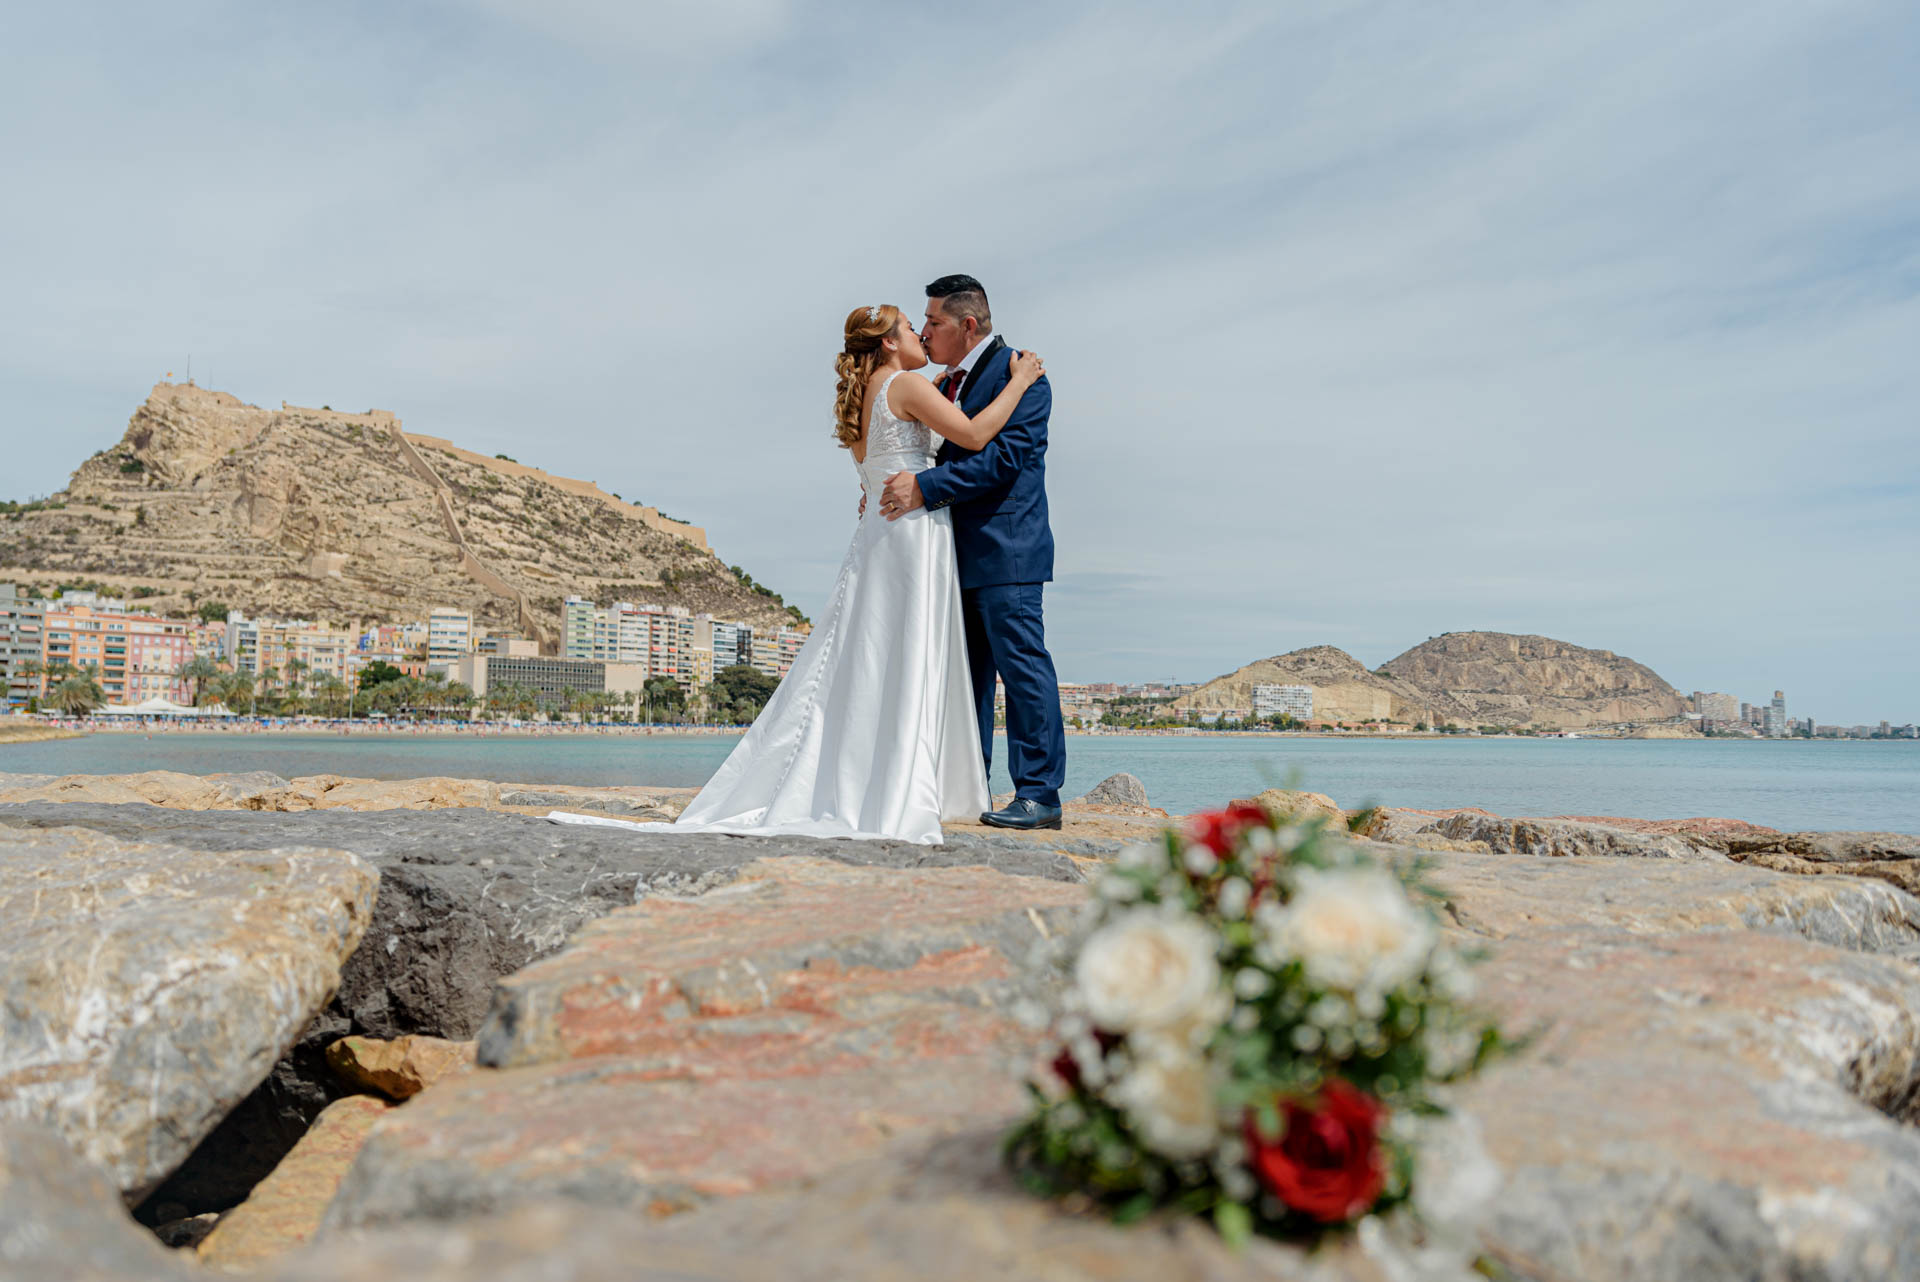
[1010,349,1045,386]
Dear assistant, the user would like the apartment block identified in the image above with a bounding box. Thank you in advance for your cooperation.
[445,653,648,709]
[750,628,807,680]
[1253,683,1314,720]
[1693,691,1740,722]
[564,597,747,694]
[0,585,46,707]
[45,603,194,704]
[710,620,753,672]
[226,612,357,687]
[427,608,474,663]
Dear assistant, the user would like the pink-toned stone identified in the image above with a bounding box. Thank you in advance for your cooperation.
[322,857,1086,1228]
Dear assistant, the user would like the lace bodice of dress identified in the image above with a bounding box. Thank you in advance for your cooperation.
[857,371,938,492]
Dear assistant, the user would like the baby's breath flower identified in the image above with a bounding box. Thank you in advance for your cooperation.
[1217,876,1252,920]
[1233,967,1271,1000]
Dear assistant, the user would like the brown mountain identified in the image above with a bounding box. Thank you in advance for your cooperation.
[1175,633,1690,730]
[0,382,801,647]
[1378,632,1689,729]
[1172,645,1438,724]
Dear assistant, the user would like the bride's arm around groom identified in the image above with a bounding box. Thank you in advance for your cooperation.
[879,347,1052,523]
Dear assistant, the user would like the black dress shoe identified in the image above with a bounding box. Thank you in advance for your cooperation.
[980,798,1064,830]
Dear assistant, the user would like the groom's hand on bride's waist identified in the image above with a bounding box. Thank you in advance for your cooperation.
[880,471,925,521]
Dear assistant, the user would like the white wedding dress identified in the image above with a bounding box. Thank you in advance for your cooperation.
[548,371,990,844]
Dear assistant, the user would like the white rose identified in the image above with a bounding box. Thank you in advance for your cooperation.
[1074,909,1222,1036]
[1109,1040,1220,1159]
[1269,865,1437,996]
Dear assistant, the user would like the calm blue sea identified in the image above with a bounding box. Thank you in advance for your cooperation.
[3,733,1916,833]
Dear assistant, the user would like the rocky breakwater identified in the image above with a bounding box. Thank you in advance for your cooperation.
[8,775,1920,1279]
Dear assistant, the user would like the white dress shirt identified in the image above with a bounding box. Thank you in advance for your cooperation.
[945,332,996,391]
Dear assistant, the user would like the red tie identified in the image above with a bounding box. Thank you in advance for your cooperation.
[943,369,964,403]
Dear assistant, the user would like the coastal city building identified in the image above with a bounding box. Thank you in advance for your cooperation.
[225,612,356,686]
[562,597,733,693]
[1764,689,1788,738]
[1252,683,1314,720]
[360,622,429,658]
[441,653,649,709]
[426,608,474,663]
[1693,691,1740,722]
[711,620,753,672]
[475,636,540,659]
[44,601,195,704]
[750,629,807,680]
[0,586,46,707]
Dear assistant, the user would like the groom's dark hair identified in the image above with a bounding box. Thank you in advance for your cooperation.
[926,274,992,334]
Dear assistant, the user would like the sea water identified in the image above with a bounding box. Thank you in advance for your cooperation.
[3,733,1915,833]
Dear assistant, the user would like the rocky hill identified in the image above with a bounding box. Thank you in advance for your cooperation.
[1175,632,1690,729]
[0,383,801,647]
[1172,646,1437,724]
[1379,631,1689,729]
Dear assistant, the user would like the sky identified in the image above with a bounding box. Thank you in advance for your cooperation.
[2,1,1915,723]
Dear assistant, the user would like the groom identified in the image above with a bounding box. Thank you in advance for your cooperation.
[879,274,1066,831]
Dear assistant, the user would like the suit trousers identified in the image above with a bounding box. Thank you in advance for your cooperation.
[961,582,1066,808]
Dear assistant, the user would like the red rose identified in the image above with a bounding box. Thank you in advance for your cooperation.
[1050,1029,1124,1090]
[1244,1079,1387,1223]
[1185,803,1269,857]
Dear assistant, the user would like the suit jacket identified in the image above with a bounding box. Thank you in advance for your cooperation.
[916,336,1055,590]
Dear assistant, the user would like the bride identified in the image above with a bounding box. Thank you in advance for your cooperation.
[550,303,1043,843]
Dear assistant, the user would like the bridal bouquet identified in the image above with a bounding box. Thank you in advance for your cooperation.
[1005,801,1512,1247]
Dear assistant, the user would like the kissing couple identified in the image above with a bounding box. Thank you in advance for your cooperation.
[552,274,1066,844]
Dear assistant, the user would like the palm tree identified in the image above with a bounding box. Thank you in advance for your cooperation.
[13,656,45,701]
[176,654,224,706]
[312,672,349,718]
[212,669,255,715]
[47,664,106,717]
[442,681,475,721]
[283,657,309,705]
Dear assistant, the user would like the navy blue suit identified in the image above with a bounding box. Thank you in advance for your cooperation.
[917,336,1067,808]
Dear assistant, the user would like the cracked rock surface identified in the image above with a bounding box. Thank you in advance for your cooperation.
[0,801,1095,1212]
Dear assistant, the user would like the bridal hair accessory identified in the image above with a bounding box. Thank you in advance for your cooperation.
[867,305,882,322]
[1006,800,1519,1249]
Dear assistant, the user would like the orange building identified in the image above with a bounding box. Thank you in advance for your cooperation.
[42,604,194,704]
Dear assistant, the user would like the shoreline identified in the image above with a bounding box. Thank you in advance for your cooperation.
[4,718,1906,742]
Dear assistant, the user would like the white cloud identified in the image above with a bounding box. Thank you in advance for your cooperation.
[0,0,1913,721]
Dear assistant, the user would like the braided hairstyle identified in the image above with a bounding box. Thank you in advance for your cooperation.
[832,304,902,449]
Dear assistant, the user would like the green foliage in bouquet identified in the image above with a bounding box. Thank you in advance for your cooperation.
[1005,802,1518,1245]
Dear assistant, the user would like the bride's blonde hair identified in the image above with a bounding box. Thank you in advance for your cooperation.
[832,304,902,449]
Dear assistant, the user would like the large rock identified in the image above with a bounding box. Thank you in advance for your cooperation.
[1424,810,1709,859]
[0,769,294,810]
[195,1094,391,1273]
[282,1130,1373,1282]
[321,856,1088,1229]
[325,1035,475,1101]
[0,1121,195,1281]
[1240,787,1346,827]
[0,825,375,1199]
[0,803,1093,1213]
[1736,831,1920,862]
[1411,844,1920,954]
[1072,772,1150,807]
[1464,928,1920,1281]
